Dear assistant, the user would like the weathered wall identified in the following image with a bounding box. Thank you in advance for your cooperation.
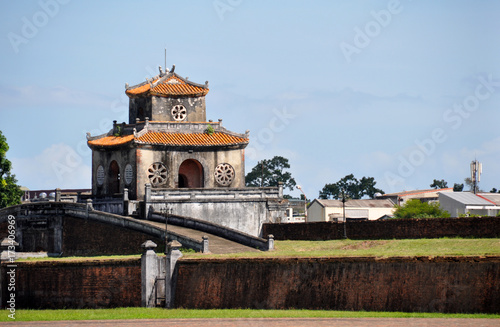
[262,217,500,240]
[62,216,164,256]
[173,256,500,313]
[1,258,140,309]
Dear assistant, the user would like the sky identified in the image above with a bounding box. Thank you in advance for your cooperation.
[0,0,499,199]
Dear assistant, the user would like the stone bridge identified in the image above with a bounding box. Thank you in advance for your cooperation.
[0,202,272,257]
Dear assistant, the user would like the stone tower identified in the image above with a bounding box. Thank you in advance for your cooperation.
[87,65,249,200]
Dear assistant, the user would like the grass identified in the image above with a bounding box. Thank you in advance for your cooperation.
[181,238,500,259]
[2,308,499,321]
[16,238,500,262]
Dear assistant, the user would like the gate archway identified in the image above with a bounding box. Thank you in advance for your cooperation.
[178,159,204,188]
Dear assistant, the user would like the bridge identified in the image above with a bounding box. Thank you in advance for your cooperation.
[0,202,273,257]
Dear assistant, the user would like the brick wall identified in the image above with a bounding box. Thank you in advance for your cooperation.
[1,258,141,309]
[62,216,164,256]
[262,217,500,240]
[173,256,500,313]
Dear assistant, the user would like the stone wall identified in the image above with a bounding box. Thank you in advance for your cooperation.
[173,256,500,313]
[1,258,141,309]
[262,217,500,240]
[62,216,164,256]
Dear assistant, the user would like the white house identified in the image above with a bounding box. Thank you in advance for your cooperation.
[438,192,500,217]
[307,199,396,222]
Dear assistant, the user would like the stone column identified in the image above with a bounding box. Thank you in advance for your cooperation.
[141,240,159,307]
[267,234,274,251]
[165,240,183,308]
[144,183,152,219]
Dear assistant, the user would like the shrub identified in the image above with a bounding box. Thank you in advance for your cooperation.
[393,199,450,219]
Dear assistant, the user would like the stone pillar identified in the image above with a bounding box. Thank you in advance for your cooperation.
[141,240,159,307]
[267,234,274,251]
[202,235,209,254]
[144,183,152,219]
[55,188,61,202]
[123,188,129,216]
[53,216,63,254]
[278,182,283,198]
[165,240,183,308]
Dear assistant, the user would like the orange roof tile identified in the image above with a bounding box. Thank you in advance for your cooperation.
[87,135,134,147]
[136,132,248,147]
[88,131,248,148]
[126,75,208,97]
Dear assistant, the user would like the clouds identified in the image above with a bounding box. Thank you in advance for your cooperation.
[11,143,91,190]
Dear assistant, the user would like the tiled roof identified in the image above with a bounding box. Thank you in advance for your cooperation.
[87,135,134,147]
[126,74,208,97]
[136,131,248,147]
[88,132,248,148]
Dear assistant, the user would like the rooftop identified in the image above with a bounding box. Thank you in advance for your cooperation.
[125,68,209,98]
[438,192,496,206]
[314,199,395,208]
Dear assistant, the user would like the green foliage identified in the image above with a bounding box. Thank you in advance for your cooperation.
[0,131,23,208]
[319,174,384,199]
[245,156,296,191]
[430,179,448,189]
[453,183,464,192]
[205,124,214,135]
[113,125,122,137]
[393,199,450,219]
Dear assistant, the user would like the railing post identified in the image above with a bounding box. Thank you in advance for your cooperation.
[141,240,159,307]
[267,234,274,251]
[165,240,183,308]
[202,235,209,254]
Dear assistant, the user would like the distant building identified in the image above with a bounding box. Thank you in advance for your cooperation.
[307,199,396,222]
[438,192,500,217]
[22,188,91,203]
[377,188,453,206]
[283,198,306,223]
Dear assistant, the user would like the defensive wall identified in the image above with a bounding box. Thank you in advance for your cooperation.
[1,255,499,313]
[262,217,500,240]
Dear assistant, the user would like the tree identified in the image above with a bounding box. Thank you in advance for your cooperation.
[490,188,499,193]
[0,131,23,208]
[393,199,450,219]
[430,179,448,189]
[245,156,296,191]
[319,174,384,200]
[453,183,464,192]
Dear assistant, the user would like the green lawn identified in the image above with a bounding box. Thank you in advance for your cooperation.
[2,308,499,322]
[18,238,500,262]
[182,238,500,259]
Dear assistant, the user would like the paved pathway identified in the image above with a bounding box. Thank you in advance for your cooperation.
[143,220,259,254]
[5,318,500,327]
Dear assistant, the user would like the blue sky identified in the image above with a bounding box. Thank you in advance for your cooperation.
[1,0,499,198]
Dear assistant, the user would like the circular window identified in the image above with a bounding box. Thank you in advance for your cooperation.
[214,163,235,187]
[148,162,168,187]
[171,105,187,121]
[124,164,134,185]
[96,165,105,186]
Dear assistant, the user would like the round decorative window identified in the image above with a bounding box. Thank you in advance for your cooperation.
[171,105,187,121]
[124,164,134,185]
[96,165,105,186]
[148,162,168,187]
[214,163,235,187]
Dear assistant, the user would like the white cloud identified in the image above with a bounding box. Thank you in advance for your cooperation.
[11,143,91,190]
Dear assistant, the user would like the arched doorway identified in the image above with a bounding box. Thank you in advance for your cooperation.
[109,160,120,194]
[178,159,203,188]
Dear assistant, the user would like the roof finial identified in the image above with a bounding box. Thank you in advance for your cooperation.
[170,64,175,73]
